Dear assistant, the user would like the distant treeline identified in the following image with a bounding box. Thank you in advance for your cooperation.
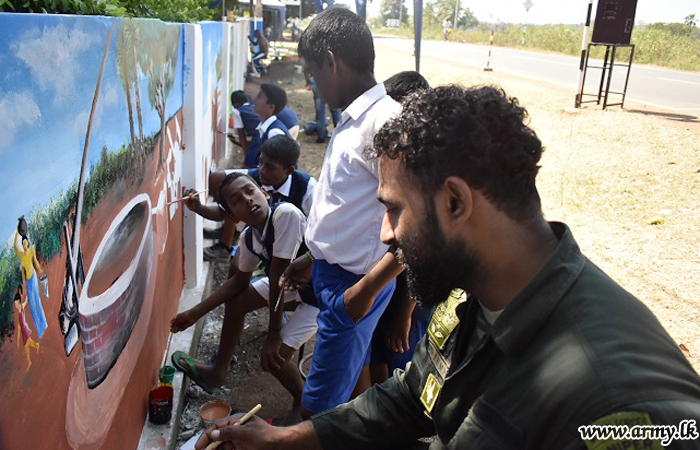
[0,133,159,348]
[373,22,700,72]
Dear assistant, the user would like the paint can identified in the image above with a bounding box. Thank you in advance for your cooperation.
[148,385,173,425]
[39,274,49,299]
[158,365,176,385]
[199,400,232,427]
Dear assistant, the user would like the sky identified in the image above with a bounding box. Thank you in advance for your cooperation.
[0,14,184,243]
[364,0,700,25]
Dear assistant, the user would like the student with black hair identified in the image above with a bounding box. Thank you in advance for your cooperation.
[382,70,431,104]
[368,70,432,385]
[246,83,291,169]
[279,8,404,419]
[190,136,317,263]
[171,172,319,416]
[227,90,261,161]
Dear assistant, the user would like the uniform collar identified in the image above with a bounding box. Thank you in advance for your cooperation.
[257,115,278,133]
[339,83,388,127]
[263,175,291,197]
[488,222,587,355]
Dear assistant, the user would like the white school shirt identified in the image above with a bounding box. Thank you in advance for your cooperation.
[231,106,243,129]
[237,203,307,272]
[256,115,286,140]
[270,174,317,216]
[305,83,401,275]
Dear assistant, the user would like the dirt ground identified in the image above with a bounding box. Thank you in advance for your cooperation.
[176,42,700,445]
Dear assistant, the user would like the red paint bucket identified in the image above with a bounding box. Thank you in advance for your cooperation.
[148,385,173,425]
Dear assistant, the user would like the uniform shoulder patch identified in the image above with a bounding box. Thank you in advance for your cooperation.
[580,412,664,450]
[428,289,467,350]
[420,373,442,417]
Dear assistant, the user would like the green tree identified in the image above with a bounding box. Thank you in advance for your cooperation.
[424,0,477,29]
[684,14,697,28]
[116,21,138,159]
[141,22,181,172]
[1,0,217,22]
[380,0,408,25]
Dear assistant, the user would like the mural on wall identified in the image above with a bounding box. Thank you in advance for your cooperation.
[201,22,224,175]
[0,13,185,450]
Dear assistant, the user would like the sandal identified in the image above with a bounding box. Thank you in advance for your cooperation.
[171,350,216,394]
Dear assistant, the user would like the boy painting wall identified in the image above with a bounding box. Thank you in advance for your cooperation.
[172,172,318,415]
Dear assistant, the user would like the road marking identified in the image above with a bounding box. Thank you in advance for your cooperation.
[658,77,700,86]
[625,97,700,113]
[509,54,573,67]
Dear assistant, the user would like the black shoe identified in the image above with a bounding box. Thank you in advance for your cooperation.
[315,136,328,144]
[203,226,223,240]
[203,242,233,262]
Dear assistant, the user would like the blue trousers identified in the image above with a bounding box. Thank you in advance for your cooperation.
[301,260,396,414]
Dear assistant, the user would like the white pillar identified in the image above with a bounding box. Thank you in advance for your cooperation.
[222,21,232,161]
[575,0,594,107]
[182,23,205,288]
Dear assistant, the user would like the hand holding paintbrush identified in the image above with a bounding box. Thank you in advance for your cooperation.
[200,404,263,450]
[167,188,209,208]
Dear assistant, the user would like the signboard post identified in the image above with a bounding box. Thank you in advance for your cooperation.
[522,0,533,45]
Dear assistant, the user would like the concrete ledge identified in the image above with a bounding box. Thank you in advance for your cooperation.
[138,260,216,450]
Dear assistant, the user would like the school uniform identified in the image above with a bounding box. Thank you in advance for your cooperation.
[245,115,290,168]
[277,107,299,131]
[230,103,260,137]
[223,168,317,217]
[303,83,402,414]
[237,203,319,350]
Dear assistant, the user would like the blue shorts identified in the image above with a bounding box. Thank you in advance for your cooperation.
[301,260,396,414]
[369,304,432,372]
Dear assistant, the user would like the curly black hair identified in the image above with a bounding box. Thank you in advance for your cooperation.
[370,85,544,221]
[297,8,374,75]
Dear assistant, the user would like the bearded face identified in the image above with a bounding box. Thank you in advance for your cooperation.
[392,200,480,308]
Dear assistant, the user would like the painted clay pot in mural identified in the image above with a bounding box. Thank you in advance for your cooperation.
[78,193,153,389]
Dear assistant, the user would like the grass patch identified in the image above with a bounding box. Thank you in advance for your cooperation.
[372,23,700,72]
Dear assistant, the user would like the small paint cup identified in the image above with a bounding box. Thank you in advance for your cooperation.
[199,400,232,427]
[158,365,176,385]
[148,385,173,425]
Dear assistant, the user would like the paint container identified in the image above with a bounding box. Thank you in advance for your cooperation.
[199,400,232,427]
[158,365,176,385]
[148,385,173,425]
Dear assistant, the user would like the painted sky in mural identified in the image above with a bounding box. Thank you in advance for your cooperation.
[0,15,183,243]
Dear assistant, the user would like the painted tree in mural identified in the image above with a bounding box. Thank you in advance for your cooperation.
[116,19,146,162]
[141,22,180,172]
[116,22,137,159]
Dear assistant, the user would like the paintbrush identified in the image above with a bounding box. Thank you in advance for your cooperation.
[160,332,173,382]
[166,189,208,206]
[204,404,263,450]
[274,288,285,312]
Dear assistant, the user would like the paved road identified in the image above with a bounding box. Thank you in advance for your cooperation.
[374,36,700,115]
